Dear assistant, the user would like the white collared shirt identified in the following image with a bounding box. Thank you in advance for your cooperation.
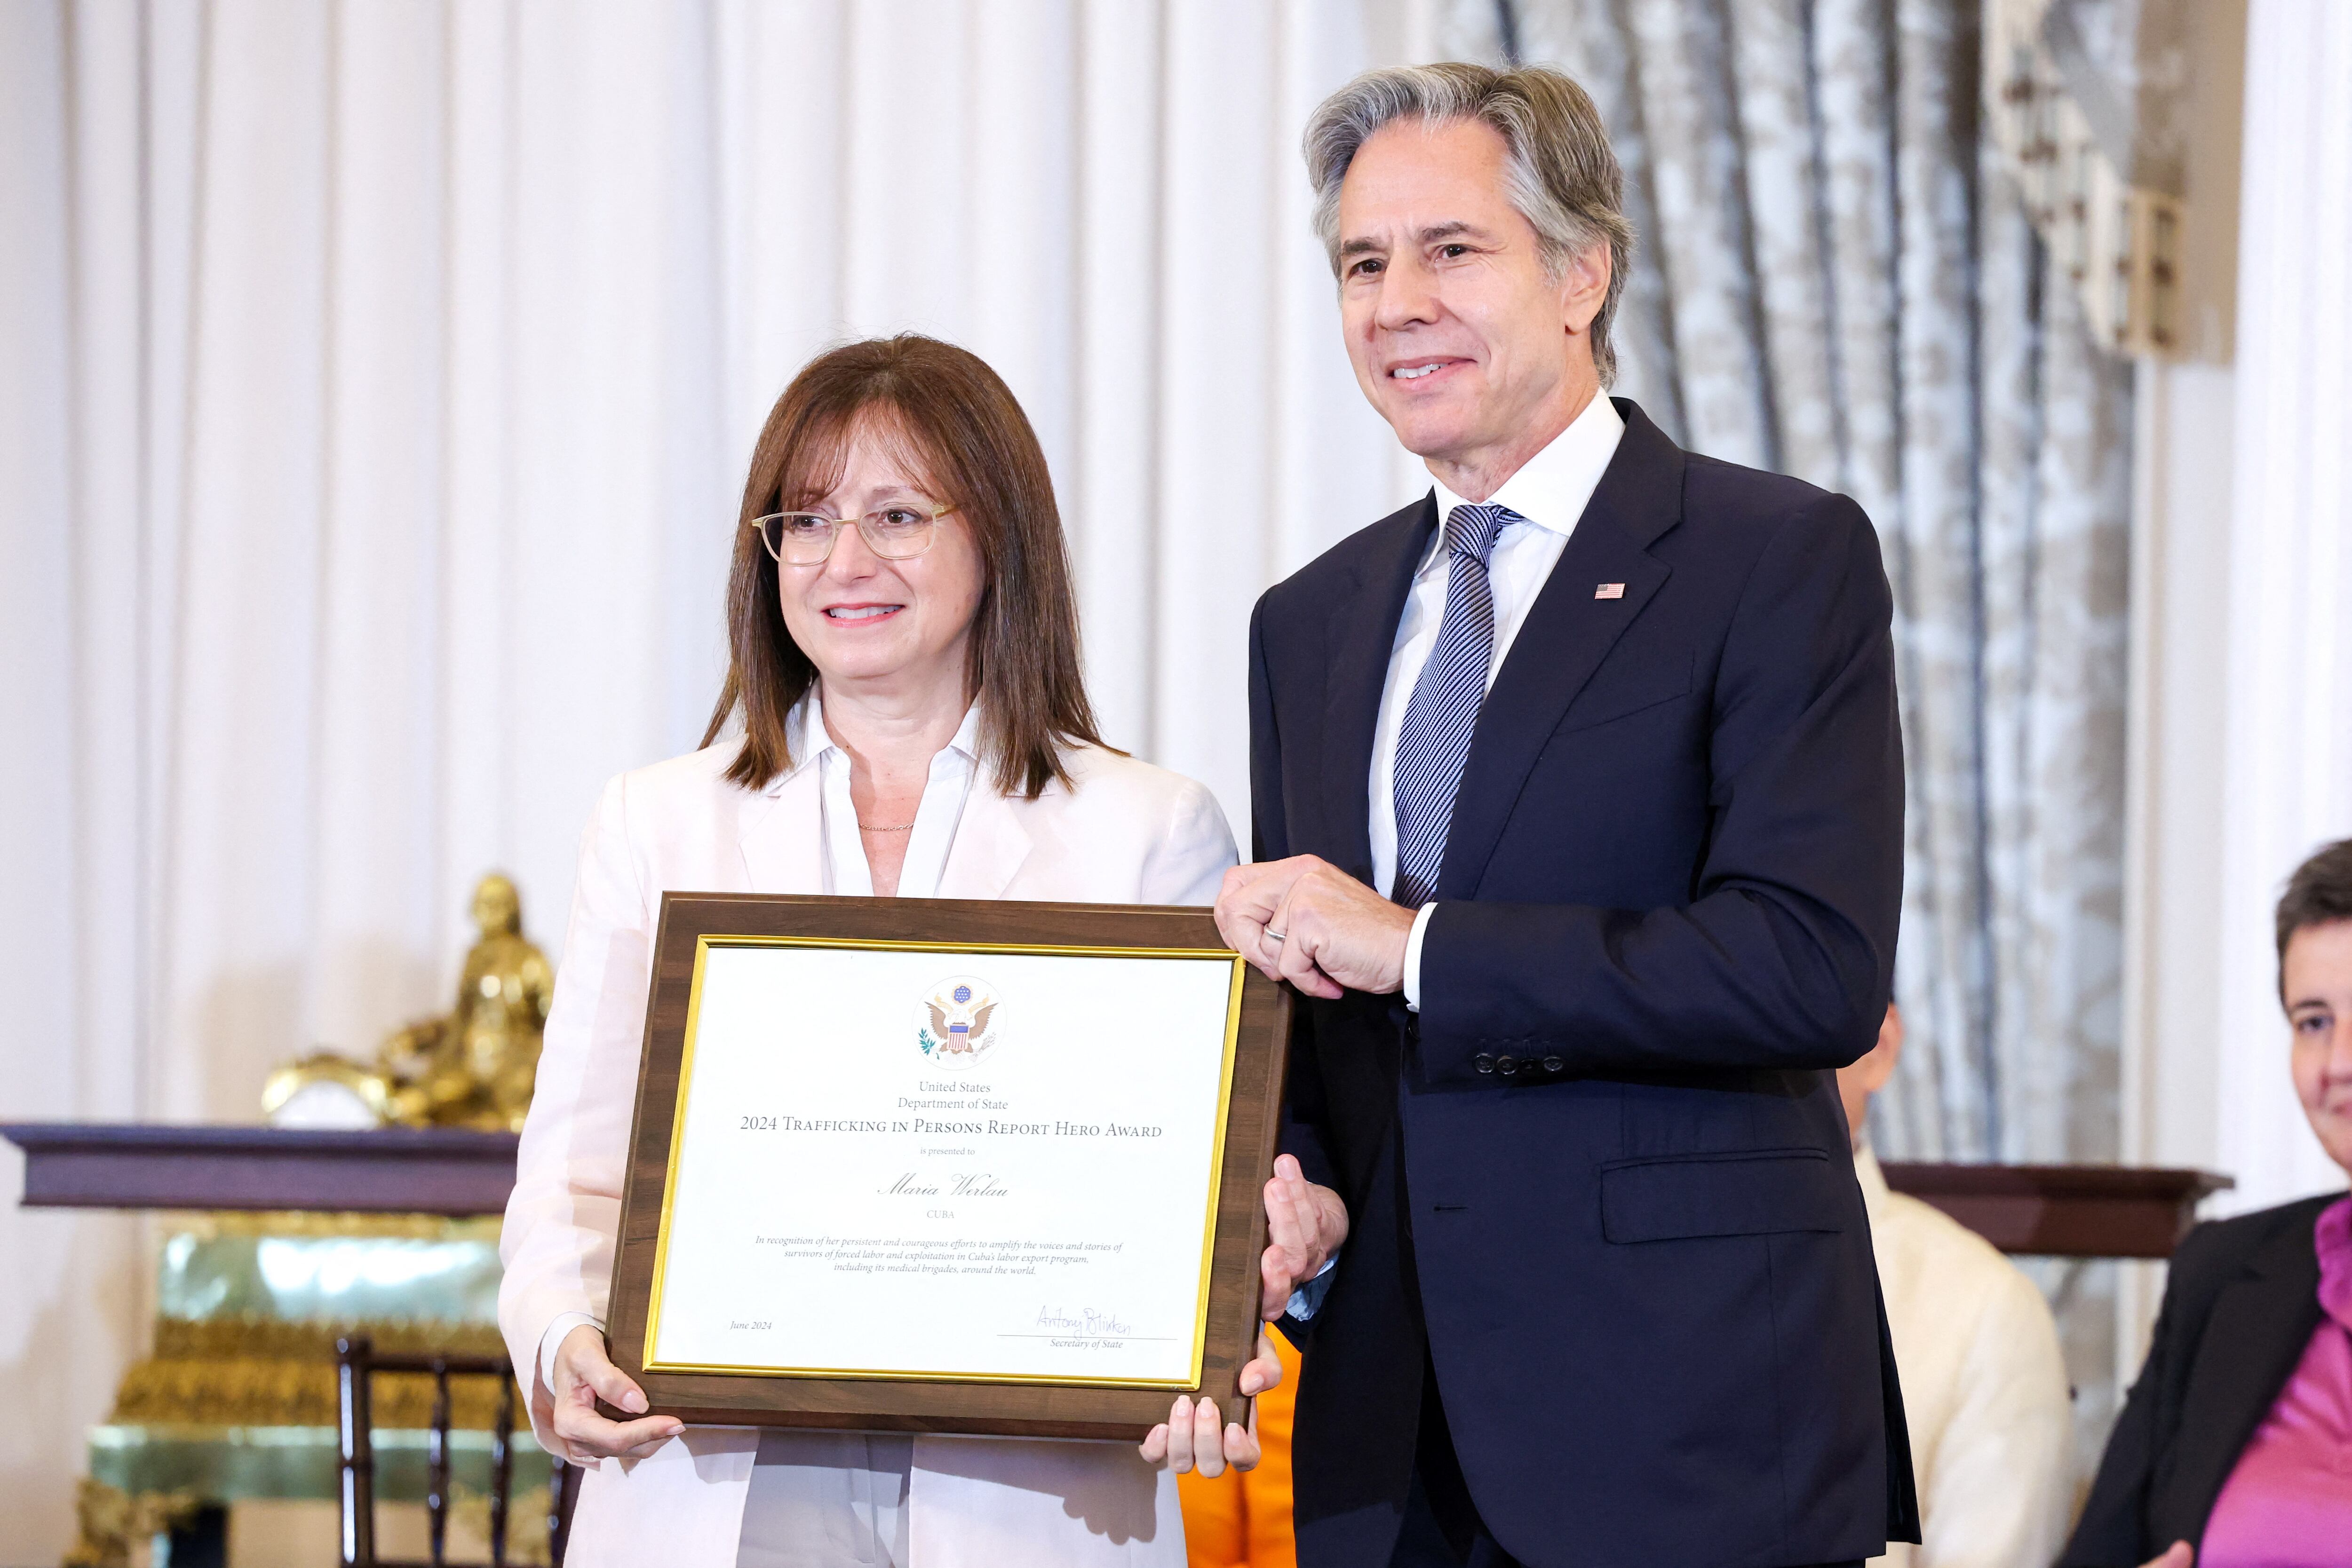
[1371,393,1626,1006]
[808,690,984,901]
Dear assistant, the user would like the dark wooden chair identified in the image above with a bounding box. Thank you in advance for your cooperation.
[334,1335,579,1568]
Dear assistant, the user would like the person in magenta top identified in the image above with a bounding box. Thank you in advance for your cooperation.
[2063,838,2352,1568]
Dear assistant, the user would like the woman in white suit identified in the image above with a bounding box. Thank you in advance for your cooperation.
[500,335,1275,1568]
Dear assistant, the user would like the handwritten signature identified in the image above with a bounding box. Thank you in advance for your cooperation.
[1035,1304,1131,1337]
[880,1171,1011,1198]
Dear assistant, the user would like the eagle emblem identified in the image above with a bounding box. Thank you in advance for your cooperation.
[917,976,1001,1068]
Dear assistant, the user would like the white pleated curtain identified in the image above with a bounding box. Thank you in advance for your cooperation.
[0,0,1423,1548]
[7,0,1423,1120]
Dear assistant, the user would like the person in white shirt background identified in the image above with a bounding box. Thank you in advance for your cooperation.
[1839,1004,2074,1568]
[498,333,1282,1568]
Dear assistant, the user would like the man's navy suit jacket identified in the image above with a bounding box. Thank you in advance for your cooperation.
[1252,402,1921,1568]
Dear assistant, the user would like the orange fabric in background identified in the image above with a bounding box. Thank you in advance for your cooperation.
[1177,1328,1302,1568]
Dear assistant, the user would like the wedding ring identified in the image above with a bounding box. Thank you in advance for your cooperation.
[1265,928,1287,943]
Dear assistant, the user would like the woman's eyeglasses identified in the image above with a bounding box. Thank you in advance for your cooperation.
[752,502,954,564]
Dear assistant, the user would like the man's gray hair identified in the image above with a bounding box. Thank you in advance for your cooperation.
[1303,63,1635,385]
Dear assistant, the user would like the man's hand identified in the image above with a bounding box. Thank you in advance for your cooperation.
[1261,1153,1348,1317]
[1216,856,1415,1000]
[549,1323,683,1463]
[1137,1328,1285,1477]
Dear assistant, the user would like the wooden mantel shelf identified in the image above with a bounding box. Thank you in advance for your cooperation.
[1881,1161,2233,1258]
[3,1124,2234,1257]
[0,1122,519,1216]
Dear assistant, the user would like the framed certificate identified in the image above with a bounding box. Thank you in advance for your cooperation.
[604,893,1293,1440]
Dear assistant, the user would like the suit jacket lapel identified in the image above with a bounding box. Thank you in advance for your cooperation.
[1436,402,1684,900]
[2161,1215,2326,1543]
[1322,495,1438,882]
[936,786,1035,900]
[735,766,826,894]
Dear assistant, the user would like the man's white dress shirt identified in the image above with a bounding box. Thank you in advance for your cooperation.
[1370,392,1625,1009]
[1856,1145,2073,1568]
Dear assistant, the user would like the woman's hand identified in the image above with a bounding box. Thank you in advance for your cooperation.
[1137,1328,1284,1477]
[2140,1545,2193,1568]
[549,1323,684,1462]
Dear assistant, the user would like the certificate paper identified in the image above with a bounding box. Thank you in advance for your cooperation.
[643,939,1244,1390]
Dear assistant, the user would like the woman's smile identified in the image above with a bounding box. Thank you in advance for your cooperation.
[822,602,906,624]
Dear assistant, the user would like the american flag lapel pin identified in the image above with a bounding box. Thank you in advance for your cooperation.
[1595,582,1626,600]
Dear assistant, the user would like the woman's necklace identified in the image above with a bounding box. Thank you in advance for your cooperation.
[858,821,915,833]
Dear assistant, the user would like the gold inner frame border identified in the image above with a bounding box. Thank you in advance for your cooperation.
[639,932,1248,1392]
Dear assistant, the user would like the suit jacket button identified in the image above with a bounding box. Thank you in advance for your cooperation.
[1542,1055,1565,1074]
[1473,1053,1496,1074]
[1497,1055,1519,1076]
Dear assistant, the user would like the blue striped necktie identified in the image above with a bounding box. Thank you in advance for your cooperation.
[1391,502,1517,908]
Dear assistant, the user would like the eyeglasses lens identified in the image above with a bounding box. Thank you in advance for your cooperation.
[862,509,936,558]
[759,509,938,563]
[774,515,838,563]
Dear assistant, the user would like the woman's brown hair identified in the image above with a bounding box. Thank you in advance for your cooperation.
[702,334,1108,798]
[2277,838,2352,1000]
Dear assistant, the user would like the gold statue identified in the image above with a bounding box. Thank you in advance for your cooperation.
[382,873,554,1130]
[263,873,554,1132]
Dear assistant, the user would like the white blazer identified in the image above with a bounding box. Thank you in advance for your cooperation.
[500,731,1238,1568]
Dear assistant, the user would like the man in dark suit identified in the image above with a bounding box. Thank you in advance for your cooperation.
[1213,64,1920,1568]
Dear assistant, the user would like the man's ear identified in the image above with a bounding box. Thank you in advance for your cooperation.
[1560,240,1611,336]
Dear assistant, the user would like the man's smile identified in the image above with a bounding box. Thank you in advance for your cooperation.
[1386,356,1472,382]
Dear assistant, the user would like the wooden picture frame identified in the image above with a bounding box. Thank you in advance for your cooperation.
[604,893,1292,1441]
